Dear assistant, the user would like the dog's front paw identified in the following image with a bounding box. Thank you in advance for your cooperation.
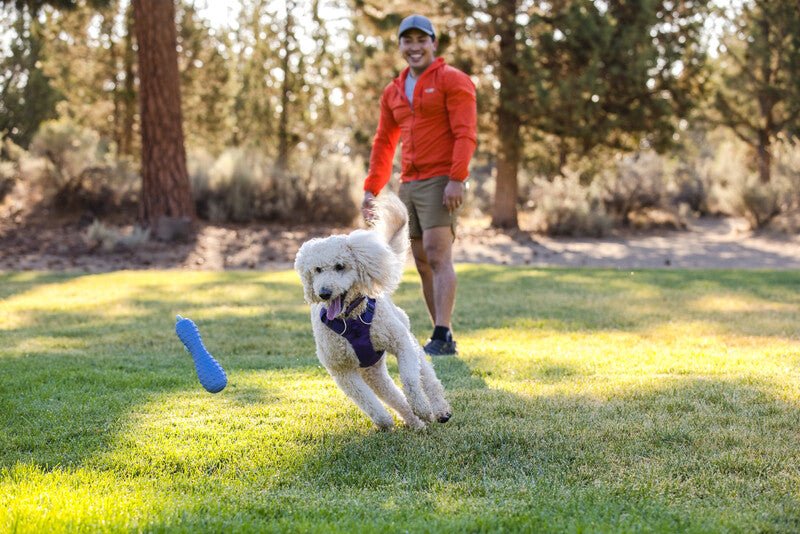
[405,386,434,422]
[400,411,426,431]
[373,414,396,431]
[429,398,452,424]
[404,417,427,431]
[410,404,434,423]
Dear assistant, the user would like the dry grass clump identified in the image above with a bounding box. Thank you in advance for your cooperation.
[597,152,671,227]
[189,147,360,225]
[526,132,800,235]
[84,219,151,251]
[529,173,610,237]
[699,136,800,230]
[24,119,139,213]
[4,121,362,226]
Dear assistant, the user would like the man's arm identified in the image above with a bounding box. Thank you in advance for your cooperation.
[443,71,477,210]
[364,89,401,197]
[445,71,477,182]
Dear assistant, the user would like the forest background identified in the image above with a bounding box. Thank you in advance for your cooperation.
[1,0,799,243]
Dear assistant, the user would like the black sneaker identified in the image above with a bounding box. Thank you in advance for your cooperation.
[424,337,458,356]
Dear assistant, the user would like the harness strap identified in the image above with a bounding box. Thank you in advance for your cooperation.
[320,297,384,368]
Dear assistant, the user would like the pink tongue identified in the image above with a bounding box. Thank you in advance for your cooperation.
[326,296,343,320]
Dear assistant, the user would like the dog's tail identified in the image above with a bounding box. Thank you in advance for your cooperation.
[371,192,410,261]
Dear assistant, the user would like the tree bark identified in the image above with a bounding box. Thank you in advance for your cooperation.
[757,130,772,183]
[275,0,296,171]
[120,2,136,156]
[132,0,194,226]
[491,0,521,229]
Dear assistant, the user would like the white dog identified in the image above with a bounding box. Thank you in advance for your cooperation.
[294,193,452,430]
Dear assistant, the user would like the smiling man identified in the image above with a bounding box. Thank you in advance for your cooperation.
[362,14,477,356]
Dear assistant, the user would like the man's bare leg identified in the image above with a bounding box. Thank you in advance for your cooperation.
[422,226,456,330]
[411,237,436,324]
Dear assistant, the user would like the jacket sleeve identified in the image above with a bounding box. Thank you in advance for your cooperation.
[445,71,477,182]
[363,87,401,196]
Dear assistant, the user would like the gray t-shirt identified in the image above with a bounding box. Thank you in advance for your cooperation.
[405,73,418,105]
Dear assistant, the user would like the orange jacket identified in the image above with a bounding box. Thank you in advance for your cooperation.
[364,58,477,196]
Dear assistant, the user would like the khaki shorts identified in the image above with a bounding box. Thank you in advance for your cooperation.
[398,175,462,240]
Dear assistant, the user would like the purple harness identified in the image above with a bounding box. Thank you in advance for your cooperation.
[320,296,384,368]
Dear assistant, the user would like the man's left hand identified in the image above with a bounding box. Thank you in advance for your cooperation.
[443,180,465,212]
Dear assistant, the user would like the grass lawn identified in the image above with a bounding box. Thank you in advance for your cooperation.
[1,266,800,532]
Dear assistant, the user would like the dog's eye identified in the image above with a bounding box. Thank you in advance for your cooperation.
[314,267,322,273]
[335,263,345,271]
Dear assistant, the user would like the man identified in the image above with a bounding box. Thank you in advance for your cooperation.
[362,14,477,356]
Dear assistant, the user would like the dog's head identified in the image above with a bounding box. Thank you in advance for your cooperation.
[294,229,404,318]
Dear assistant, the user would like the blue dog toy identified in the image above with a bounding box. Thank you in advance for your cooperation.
[175,315,227,393]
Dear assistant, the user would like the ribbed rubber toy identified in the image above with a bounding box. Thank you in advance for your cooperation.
[175,315,227,393]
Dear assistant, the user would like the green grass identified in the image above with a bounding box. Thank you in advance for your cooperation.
[1,267,800,532]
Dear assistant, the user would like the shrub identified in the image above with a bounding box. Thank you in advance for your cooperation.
[728,174,795,230]
[530,173,610,237]
[697,134,800,229]
[739,180,781,228]
[598,152,667,225]
[0,161,15,203]
[699,134,752,216]
[189,147,360,225]
[298,153,362,224]
[27,120,139,212]
[29,119,100,195]
[84,220,150,251]
[670,164,708,215]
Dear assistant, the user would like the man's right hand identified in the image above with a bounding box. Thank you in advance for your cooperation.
[362,192,376,222]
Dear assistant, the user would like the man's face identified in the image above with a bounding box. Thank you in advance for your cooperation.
[399,29,436,76]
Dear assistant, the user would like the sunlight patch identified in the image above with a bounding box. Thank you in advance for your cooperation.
[691,295,794,313]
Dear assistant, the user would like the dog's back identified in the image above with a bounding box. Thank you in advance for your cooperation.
[371,192,410,263]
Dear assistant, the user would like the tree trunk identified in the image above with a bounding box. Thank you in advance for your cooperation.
[276,53,290,171]
[275,0,296,171]
[120,2,136,156]
[132,0,194,227]
[757,130,772,183]
[558,138,568,178]
[491,0,521,229]
[275,1,295,171]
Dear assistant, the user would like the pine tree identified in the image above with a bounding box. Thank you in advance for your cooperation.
[713,0,800,183]
[39,2,122,147]
[2,0,194,228]
[524,0,711,172]
[176,2,233,154]
[492,0,522,229]
[132,0,194,226]
[0,6,61,147]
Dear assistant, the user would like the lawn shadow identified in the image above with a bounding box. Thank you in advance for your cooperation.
[130,368,800,531]
[0,272,76,300]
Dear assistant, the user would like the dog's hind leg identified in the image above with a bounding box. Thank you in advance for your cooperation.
[361,361,426,430]
[332,370,395,430]
[395,340,434,422]
[419,354,452,423]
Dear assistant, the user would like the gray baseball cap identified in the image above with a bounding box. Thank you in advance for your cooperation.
[398,14,435,39]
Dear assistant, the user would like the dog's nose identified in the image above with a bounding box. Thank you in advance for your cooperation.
[318,288,332,300]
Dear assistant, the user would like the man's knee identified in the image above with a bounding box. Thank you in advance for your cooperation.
[422,243,452,272]
[411,240,431,270]
[423,251,448,272]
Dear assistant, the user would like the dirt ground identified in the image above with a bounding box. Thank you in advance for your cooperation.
[3,210,800,272]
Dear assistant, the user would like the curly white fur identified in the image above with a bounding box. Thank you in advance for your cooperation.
[294,192,452,430]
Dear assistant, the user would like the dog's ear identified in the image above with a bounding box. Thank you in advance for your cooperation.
[346,229,403,296]
[294,239,320,303]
